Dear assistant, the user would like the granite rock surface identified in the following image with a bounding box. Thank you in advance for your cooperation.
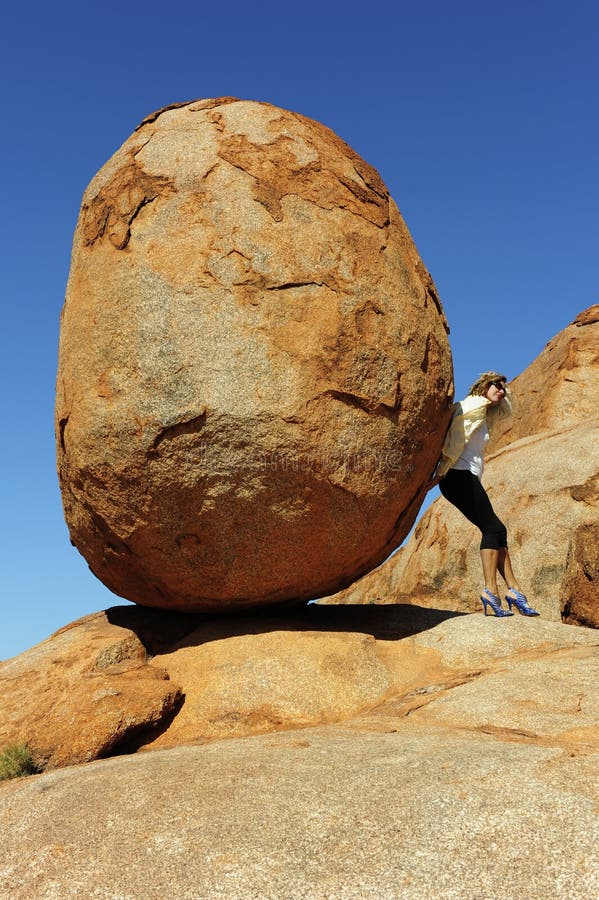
[0,609,184,769]
[489,304,599,451]
[55,97,453,612]
[1,604,597,769]
[1,610,598,899]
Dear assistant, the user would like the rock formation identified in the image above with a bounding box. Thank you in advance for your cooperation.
[0,609,185,769]
[0,604,431,767]
[1,608,598,898]
[326,307,599,624]
[2,602,598,771]
[489,305,599,450]
[55,97,453,612]
[561,520,599,629]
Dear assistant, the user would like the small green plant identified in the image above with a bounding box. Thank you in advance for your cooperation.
[0,744,39,781]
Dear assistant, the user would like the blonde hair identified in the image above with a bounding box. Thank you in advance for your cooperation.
[469,371,507,397]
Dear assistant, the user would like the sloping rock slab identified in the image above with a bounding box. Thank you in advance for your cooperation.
[489,304,599,451]
[145,624,390,747]
[2,602,598,781]
[1,710,598,898]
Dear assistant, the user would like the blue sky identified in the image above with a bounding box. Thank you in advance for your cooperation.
[1,0,597,659]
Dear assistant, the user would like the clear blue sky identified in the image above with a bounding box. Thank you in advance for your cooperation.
[1,0,597,660]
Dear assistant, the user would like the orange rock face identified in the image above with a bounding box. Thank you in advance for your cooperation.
[489,304,599,451]
[0,604,423,769]
[0,610,184,769]
[327,307,599,624]
[561,521,599,628]
[56,98,453,611]
[2,603,597,785]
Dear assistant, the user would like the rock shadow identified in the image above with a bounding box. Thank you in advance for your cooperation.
[303,603,465,640]
[105,602,465,657]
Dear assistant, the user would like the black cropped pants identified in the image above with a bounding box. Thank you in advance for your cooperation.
[439,469,508,550]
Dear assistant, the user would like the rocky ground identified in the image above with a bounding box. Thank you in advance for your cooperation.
[1,607,598,898]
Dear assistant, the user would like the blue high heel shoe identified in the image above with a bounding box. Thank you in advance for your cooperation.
[480,589,514,617]
[505,590,540,616]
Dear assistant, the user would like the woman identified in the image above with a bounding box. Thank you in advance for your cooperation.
[427,371,539,617]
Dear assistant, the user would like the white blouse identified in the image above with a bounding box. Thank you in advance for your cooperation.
[452,422,489,479]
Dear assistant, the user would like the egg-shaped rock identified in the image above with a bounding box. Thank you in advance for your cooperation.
[56,97,453,611]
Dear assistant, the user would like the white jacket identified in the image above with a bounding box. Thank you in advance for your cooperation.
[436,391,512,478]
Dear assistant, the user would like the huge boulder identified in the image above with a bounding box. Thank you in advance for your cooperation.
[326,307,599,623]
[55,97,453,612]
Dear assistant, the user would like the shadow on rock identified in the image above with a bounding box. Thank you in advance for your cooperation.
[106,602,466,657]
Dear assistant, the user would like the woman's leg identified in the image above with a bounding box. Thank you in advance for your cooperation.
[439,470,538,613]
[498,548,540,613]
[440,470,508,597]
[497,548,521,594]
[481,549,500,596]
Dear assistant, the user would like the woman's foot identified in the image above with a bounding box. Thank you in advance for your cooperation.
[505,589,540,616]
[480,588,514,617]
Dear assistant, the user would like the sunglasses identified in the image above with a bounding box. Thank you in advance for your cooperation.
[490,380,507,391]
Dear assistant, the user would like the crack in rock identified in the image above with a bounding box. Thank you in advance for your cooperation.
[149,412,207,453]
[311,389,400,420]
[58,415,69,453]
[266,281,326,291]
[135,97,239,131]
